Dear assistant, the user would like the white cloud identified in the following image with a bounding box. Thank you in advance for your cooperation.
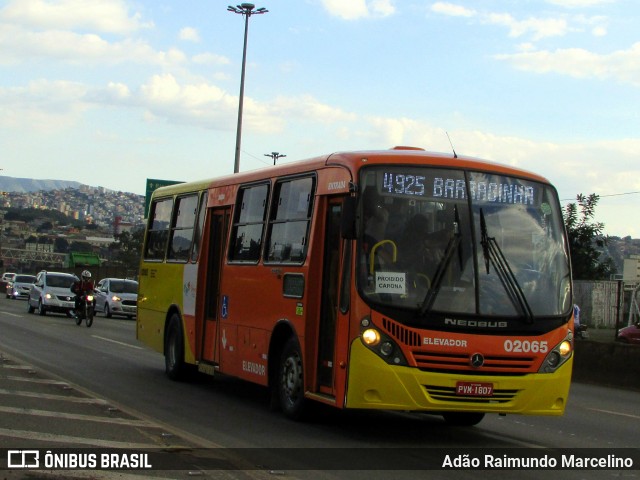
[429,4,611,41]
[430,2,476,18]
[545,0,613,7]
[192,52,230,66]
[321,0,395,20]
[592,26,607,36]
[0,79,88,131]
[0,0,151,34]
[179,27,200,42]
[485,13,569,40]
[494,42,640,87]
[0,24,186,67]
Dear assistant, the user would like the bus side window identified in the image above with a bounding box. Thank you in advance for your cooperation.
[266,176,315,264]
[190,192,208,262]
[167,194,199,262]
[230,183,269,263]
[144,197,174,260]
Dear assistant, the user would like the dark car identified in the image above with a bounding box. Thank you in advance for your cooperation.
[617,322,640,344]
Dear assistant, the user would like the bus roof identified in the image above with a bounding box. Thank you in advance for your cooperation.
[150,147,551,198]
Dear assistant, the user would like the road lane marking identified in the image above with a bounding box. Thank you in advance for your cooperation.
[5,375,69,385]
[0,427,160,449]
[0,405,152,426]
[92,335,144,350]
[0,311,23,317]
[0,387,109,404]
[585,407,640,420]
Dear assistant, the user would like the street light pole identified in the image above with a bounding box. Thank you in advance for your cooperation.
[227,3,268,174]
[264,152,286,165]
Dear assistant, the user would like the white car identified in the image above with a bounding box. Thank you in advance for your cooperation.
[94,278,138,319]
[1,272,16,289]
[6,274,36,299]
[27,271,78,316]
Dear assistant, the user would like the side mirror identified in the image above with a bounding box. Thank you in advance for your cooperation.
[340,196,357,239]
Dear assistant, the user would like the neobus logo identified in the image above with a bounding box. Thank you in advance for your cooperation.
[444,318,508,329]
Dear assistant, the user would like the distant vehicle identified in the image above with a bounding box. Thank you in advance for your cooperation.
[6,274,36,299]
[1,272,16,289]
[27,271,78,316]
[617,322,640,344]
[94,278,138,319]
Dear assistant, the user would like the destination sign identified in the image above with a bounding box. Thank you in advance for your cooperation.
[380,170,539,206]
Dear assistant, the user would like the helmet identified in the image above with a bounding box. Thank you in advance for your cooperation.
[81,270,91,280]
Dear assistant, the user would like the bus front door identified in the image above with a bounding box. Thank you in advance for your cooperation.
[198,207,229,369]
[317,198,349,394]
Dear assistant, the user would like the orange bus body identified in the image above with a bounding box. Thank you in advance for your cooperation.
[137,148,574,425]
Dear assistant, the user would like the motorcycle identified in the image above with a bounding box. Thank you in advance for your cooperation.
[575,324,589,340]
[74,293,95,328]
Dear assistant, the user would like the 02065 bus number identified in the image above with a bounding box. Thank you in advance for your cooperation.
[503,339,548,353]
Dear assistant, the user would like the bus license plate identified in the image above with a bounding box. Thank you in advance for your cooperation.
[456,381,493,397]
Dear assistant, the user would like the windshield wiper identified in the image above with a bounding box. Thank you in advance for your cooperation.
[420,206,462,316]
[480,208,534,323]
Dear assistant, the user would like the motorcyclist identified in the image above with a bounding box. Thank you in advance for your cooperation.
[71,270,95,318]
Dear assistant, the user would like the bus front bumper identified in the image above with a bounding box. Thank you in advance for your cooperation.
[345,340,572,416]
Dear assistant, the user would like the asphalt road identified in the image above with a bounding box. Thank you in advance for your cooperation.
[1,296,639,480]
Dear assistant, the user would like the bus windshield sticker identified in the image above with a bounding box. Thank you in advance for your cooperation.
[375,272,406,295]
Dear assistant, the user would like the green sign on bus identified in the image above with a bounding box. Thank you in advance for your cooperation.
[144,178,183,218]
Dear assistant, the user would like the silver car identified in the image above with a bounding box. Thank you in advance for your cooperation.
[6,274,36,299]
[94,278,138,319]
[27,271,78,316]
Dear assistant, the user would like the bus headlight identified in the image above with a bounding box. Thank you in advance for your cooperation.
[359,321,407,366]
[558,340,571,356]
[539,334,573,373]
[362,328,380,346]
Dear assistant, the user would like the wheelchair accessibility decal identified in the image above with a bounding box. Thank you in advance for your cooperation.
[221,295,229,319]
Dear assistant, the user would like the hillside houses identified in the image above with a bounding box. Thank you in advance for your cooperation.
[0,186,145,271]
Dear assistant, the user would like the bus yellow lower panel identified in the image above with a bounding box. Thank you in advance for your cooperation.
[346,340,572,416]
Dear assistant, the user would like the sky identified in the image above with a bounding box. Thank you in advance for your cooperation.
[1,0,639,237]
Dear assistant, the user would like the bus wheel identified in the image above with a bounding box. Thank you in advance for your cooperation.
[165,314,185,381]
[278,337,306,420]
[442,412,485,426]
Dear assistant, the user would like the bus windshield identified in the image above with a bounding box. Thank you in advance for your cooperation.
[358,166,571,319]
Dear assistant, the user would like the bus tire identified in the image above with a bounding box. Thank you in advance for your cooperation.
[165,314,185,381]
[278,336,306,420]
[442,412,485,426]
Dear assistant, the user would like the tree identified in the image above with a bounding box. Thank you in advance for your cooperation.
[564,193,616,280]
[111,229,144,271]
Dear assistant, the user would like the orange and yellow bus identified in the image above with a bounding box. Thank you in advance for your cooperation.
[137,147,574,425]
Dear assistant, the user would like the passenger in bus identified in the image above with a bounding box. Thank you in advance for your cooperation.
[362,188,389,250]
[397,214,447,283]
